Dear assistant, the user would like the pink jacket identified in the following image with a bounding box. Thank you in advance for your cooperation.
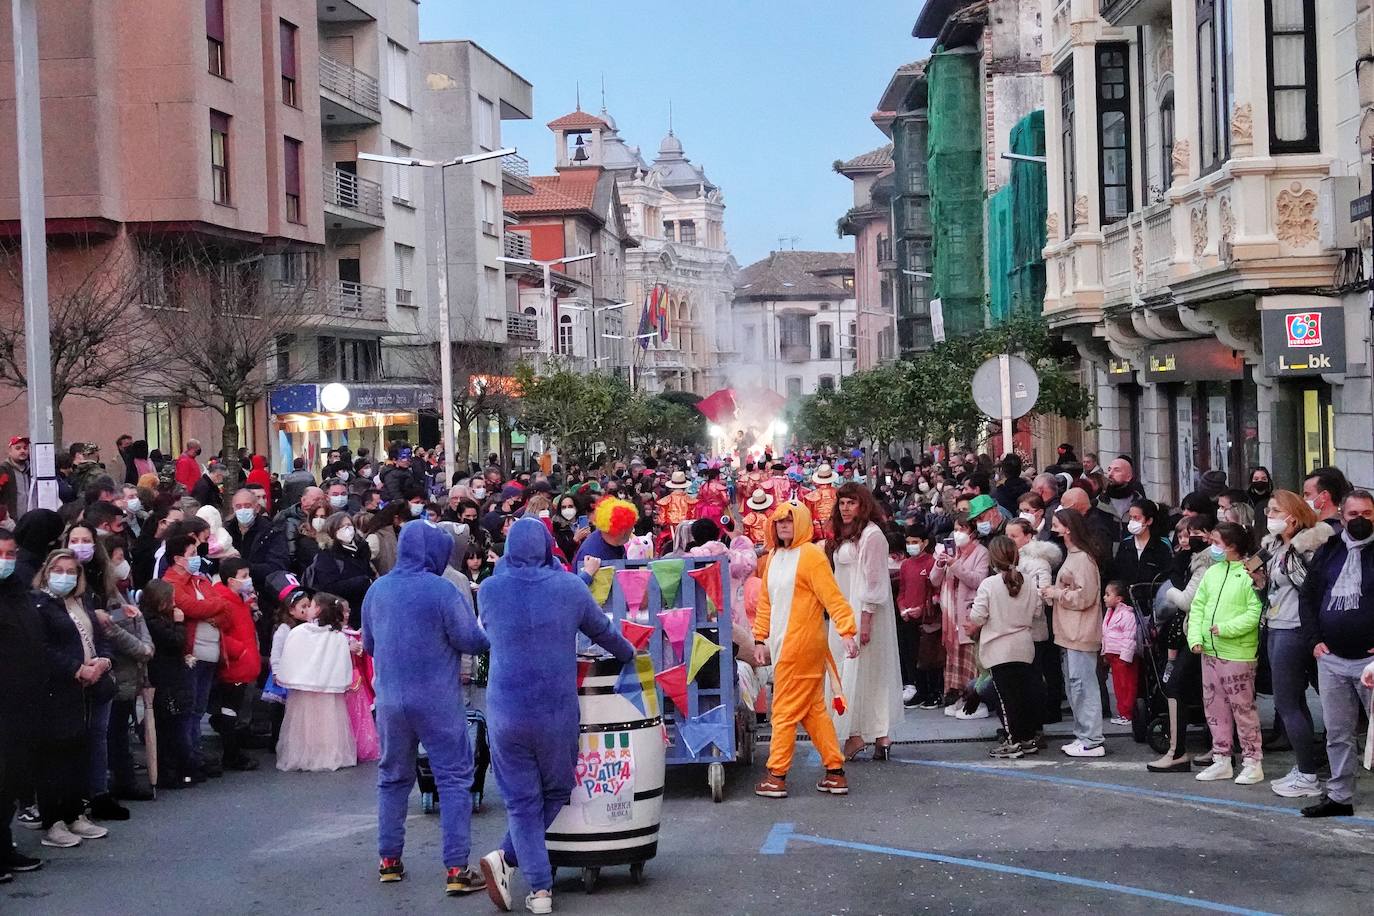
[930,542,989,646]
[1101,604,1139,662]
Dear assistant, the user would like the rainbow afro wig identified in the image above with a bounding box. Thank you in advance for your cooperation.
[592,496,639,539]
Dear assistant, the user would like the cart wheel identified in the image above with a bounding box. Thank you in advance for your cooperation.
[630,862,645,885]
[582,867,599,894]
[420,791,436,814]
[1146,715,1171,755]
[708,762,725,803]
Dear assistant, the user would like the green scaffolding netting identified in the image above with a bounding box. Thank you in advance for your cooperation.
[926,48,984,338]
[988,110,1048,323]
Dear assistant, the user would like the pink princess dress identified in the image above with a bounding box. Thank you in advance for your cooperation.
[345,629,380,762]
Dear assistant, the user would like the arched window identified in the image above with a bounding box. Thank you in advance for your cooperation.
[1159,89,1175,195]
[557,313,574,355]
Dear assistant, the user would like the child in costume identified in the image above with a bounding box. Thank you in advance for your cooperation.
[344,622,380,762]
[478,518,636,915]
[263,572,313,746]
[573,496,639,569]
[363,521,490,897]
[1100,581,1140,727]
[275,592,356,772]
[752,500,859,799]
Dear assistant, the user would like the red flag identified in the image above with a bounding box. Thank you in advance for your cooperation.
[654,664,690,718]
[620,619,654,651]
[688,563,724,617]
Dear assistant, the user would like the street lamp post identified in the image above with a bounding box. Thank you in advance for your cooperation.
[497,253,598,365]
[359,147,515,487]
[565,300,631,371]
[602,331,656,390]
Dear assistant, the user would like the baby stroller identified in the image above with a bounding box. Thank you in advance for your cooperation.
[417,709,490,814]
[1128,577,1205,754]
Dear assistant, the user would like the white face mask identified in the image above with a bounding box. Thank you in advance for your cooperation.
[1018,511,1037,524]
[473,487,487,501]
[337,525,356,544]
[1305,498,1319,511]
[1127,519,1145,536]
[561,507,577,520]
[905,543,921,556]
[329,494,348,509]
[312,517,327,532]
[112,560,131,581]
[1266,516,1288,537]
[360,468,373,478]
[126,497,142,514]
[952,531,970,548]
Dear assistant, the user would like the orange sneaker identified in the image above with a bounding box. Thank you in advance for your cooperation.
[754,773,788,798]
[816,772,849,795]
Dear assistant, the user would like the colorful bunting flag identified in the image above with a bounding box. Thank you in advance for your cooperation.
[576,658,594,690]
[687,632,722,682]
[650,559,685,607]
[678,704,729,756]
[589,566,616,605]
[687,563,724,617]
[620,619,654,651]
[616,569,652,613]
[635,654,659,716]
[654,664,689,718]
[614,659,646,715]
[658,608,693,659]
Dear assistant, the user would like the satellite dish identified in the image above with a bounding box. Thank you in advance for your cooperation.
[971,355,1039,420]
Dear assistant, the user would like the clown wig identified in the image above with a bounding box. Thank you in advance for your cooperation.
[592,496,639,539]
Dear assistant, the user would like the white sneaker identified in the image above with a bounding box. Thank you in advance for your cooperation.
[525,890,553,915]
[1272,771,1323,798]
[943,703,959,717]
[1109,716,1132,726]
[1195,758,1234,781]
[41,823,81,848]
[1269,766,1300,790]
[67,815,108,839]
[480,849,513,912]
[1234,759,1264,785]
[902,684,918,704]
[1061,740,1106,758]
[954,705,990,720]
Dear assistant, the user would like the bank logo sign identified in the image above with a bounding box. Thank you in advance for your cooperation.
[1285,312,1322,348]
[1261,306,1346,378]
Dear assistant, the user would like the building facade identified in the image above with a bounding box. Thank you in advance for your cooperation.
[727,251,858,401]
[1041,0,1371,497]
[835,144,898,369]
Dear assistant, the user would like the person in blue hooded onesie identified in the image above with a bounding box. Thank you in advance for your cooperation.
[362,521,490,896]
[478,517,636,915]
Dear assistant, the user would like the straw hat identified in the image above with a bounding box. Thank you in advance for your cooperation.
[811,463,838,485]
[746,489,775,512]
[666,470,692,490]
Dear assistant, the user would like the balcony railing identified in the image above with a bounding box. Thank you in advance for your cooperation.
[503,231,531,260]
[325,280,386,322]
[323,168,383,220]
[1142,202,1173,291]
[506,312,539,342]
[1102,221,1132,304]
[319,54,380,116]
[501,153,530,181]
[876,235,895,268]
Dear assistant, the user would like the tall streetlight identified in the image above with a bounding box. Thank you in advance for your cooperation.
[601,331,656,389]
[359,147,515,486]
[563,300,631,371]
[497,253,598,360]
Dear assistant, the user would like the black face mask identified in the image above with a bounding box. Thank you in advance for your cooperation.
[1347,516,1374,541]
[1187,536,1208,554]
[1249,481,1272,496]
[197,542,210,558]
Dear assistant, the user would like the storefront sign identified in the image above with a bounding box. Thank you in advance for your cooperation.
[269,384,435,415]
[1106,357,1136,383]
[269,385,319,415]
[1260,306,1347,377]
[349,386,435,411]
[1144,338,1244,383]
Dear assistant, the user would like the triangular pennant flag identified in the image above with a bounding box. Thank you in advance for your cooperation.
[658,607,693,659]
[687,632,722,682]
[614,658,646,715]
[687,563,724,618]
[635,654,659,716]
[589,566,616,605]
[650,559,685,607]
[616,569,652,613]
[576,658,594,690]
[678,704,729,756]
[654,663,690,718]
[620,619,654,651]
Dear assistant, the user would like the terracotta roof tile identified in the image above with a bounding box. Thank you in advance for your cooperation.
[546,110,609,131]
[734,250,855,299]
[504,172,601,215]
[836,144,894,172]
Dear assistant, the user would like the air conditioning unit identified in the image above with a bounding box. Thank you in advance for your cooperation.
[1320,176,1361,250]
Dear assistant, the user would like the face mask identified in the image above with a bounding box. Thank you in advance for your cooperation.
[1187,536,1208,553]
[329,495,348,509]
[186,554,203,575]
[1347,516,1374,541]
[235,507,256,526]
[1266,516,1288,537]
[1250,481,1270,495]
[409,503,424,518]
[473,487,487,500]
[1305,498,1319,511]
[112,560,131,581]
[337,471,350,482]
[1208,545,1226,561]
[0,557,14,579]
[126,497,142,514]
[70,542,95,563]
[561,507,577,520]
[1018,512,1037,524]
[235,577,255,595]
[905,544,921,557]
[1127,520,1145,536]
[952,531,970,548]
[361,468,373,478]
[310,517,326,532]
[48,572,78,596]
[975,521,992,537]
[337,526,355,544]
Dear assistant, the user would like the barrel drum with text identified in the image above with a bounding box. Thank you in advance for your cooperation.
[546,656,665,868]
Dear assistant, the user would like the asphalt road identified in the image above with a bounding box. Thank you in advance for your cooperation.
[6,726,1372,915]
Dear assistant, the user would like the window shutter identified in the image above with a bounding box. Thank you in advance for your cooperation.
[284,138,301,195]
[279,21,297,78]
[210,110,230,134]
[206,0,225,42]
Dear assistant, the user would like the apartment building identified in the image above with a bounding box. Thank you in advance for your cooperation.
[1041,0,1370,495]
[835,144,898,369]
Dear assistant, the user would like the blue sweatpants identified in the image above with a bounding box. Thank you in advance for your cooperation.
[376,699,475,868]
[490,715,579,893]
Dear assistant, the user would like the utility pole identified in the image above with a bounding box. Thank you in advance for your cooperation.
[13,0,57,509]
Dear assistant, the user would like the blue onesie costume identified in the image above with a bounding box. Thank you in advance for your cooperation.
[480,518,636,892]
[363,522,489,870]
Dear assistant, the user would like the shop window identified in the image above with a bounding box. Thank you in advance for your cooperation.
[144,400,181,458]
[1266,0,1318,153]
[1097,44,1132,224]
[1301,385,1335,474]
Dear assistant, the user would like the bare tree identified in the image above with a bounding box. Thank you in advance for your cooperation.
[0,236,163,443]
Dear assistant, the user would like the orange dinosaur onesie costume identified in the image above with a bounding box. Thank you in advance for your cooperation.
[753,501,858,785]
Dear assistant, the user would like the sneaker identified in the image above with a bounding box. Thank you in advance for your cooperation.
[918,698,942,710]
[954,705,990,720]
[88,794,130,821]
[5,851,43,873]
[378,856,405,883]
[816,772,849,795]
[1195,758,1234,782]
[989,740,1024,759]
[901,684,918,704]
[1234,759,1264,786]
[1302,795,1355,818]
[480,850,514,911]
[1109,716,1132,727]
[17,806,41,830]
[1192,752,1214,767]
[754,774,788,798]
[525,890,553,915]
[942,703,959,717]
[1269,766,1300,790]
[40,823,81,848]
[446,865,487,896]
[1272,771,1323,798]
[1017,739,1041,756]
[1061,740,1106,758]
[67,816,108,839]
[0,868,9,884]
[903,694,921,709]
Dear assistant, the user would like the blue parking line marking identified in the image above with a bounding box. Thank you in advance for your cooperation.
[761,822,1279,916]
[897,758,1374,827]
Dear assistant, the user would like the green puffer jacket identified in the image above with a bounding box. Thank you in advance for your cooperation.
[1187,559,1262,662]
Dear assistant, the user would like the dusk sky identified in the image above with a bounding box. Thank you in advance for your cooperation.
[420,1,934,268]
